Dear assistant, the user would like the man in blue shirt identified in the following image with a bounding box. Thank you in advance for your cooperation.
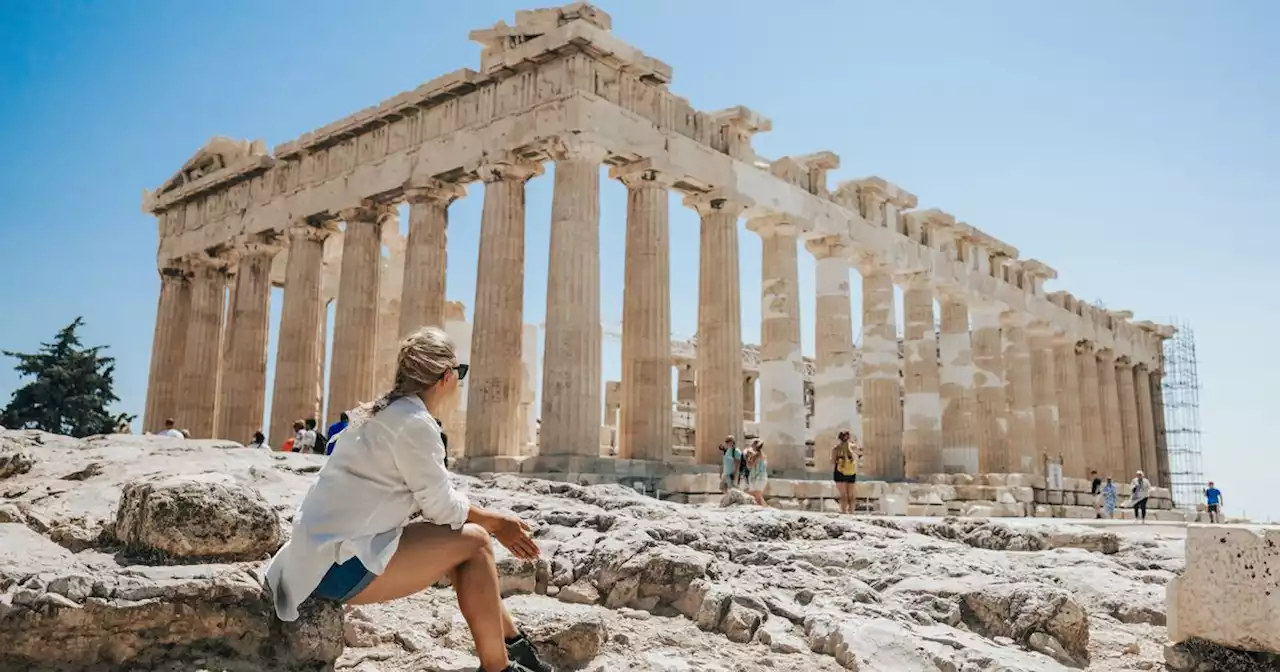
[1204,481,1224,523]
[325,412,349,456]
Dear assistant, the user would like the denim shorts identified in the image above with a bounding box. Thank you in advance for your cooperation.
[313,556,376,602]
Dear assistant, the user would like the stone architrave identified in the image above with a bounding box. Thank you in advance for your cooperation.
[1052,336,1085,478]
[541,140,607,457]
[971,304,1008,473]
[327,205,391,425]
[400,180,465,335]
[177,255,230,438]
[900,272,942,478]
[1001,312,1036,474]
[613,163,675,462]
[687,192,747,466]
[1134,364,1160,482]
[1096,348,1126,479]
[216,241,280,442]
[1076,341,1107,476]
[466,160,543,458]
[747,216,806,472]
[1028,324,1060,474]
[858,256,903,480]
[269,224,334,447]
[1116,356,1144,478]
[806,237,858,455]
[144,265,192,432]
[938,293,977,474]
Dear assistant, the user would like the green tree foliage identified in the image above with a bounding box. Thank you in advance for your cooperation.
[2,317,134,437]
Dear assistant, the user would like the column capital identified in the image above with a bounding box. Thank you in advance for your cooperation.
[893,270,932,289]
[683,190,749,217]
[237,240,283,260]
[999,310,1032,328]
[404,179,466,206]
[549,136,610,164]
[804,235,848,260]
[477,159,543,184]
[1135,362,1150,373]
[745,214,798,237]
[1115,355,1135,368]
[287,221,339,244]
[611,158,679,189]
[339,203,397,225]
[1075,339,1096,355]
[852,250,891,274]
[159,261,192,280]
[1096,347,1117,361]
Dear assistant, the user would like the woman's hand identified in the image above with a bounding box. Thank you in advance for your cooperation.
[492,513,540,560]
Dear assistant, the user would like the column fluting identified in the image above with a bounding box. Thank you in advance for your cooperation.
[971,305,1008,473]
[1116,356,1143,478]
[269,224,333,448]
[1053,336,1085,478]
[1077,341,1107,476]
[177,255,230,438]
[216,242,279,442]
[751,218,807,472]
[858,260,903,480]
[327,205,390,425]
[938,293,978,474]
[144,265,192,432]
[901,273,942,478]
[400,181,465,335]
[1001,313,1037,474]
[808,238,859,456]
[1029,325,1060,477]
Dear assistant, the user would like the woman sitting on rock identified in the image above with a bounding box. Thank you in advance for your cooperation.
[265,327,551,672]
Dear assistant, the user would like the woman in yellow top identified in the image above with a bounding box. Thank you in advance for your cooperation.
[831,430,860,514]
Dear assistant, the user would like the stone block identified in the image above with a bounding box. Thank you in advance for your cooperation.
[1032,504,1053,518]
[950,473,976,486]
[1169,525,1280,654]
[1151,510,1189,523]
[909,484,956,503]
[1008,486,1035,504]
[854,480,885,499]
[772,498,801,510]
[1062,505,1096,519]
[661,472,720,494]
[1117,483,1133,497]
[944,500,967,515]
[922,474,951,485]
[457,456,526,474]
[794,480,837,499]
[963,503,996,517]
[1032,488,1049,504]
[1062,477,1087,493]
[687,494,720,506]
[765,479,796,499]
[953,485,995,501]
[1004,473,1046,489]
[983,473,1008,487]
[1046,490,1065,505]
[1073,492,1097,507]
[883,495,908,516]
[1151,486,1171,500]
[906,504,948,517]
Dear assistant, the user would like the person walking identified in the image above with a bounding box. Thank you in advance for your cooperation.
[745,441,769,506]
[719,435,741,492]
[1205,481,1224,523]
[264,327,550,672]
[831,430,860,514]
[1101,477,1118,519]
[294,419,317,454]
[1130,470,1151,523]
[306,418,327,456]
[326,412,350,455]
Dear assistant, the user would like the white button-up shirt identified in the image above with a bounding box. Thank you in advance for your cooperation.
[264,395,469,621]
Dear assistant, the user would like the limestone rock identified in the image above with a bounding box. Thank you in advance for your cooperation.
[0,444,35,479]
[1164,638,1280,672]
[960,582,1090,664]
[522,610,608,669]
[112,473,280,561]
[720,487,754,507]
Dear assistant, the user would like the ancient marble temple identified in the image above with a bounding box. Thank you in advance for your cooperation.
[140,3,1174,495]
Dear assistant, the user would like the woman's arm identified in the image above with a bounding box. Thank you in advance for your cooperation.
[389,414,470,529]
[467,507,539,559]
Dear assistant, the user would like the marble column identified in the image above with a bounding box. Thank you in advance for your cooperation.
[1029,326,1060,477]
[375,218,405,391]
[327,205,389,426]
[1077,342,1107,476]
[901,272,942,478]
[269,224,333,448]
[216,242,279,442]
[971,304,1008,473]
[1096,348,1126,478]
[1116,356,1143,478]
[177,255,230,438]
[144,265,192,432]
[1053,336,1085,478]
[750,218,806,472]
[859,259,903,480]
[467,161,543,459]
[541,142,606,457]
[807,238,859,454]
[400,181,464,336]
[687,193,746,466]
[1151,369,1170,487]
[938,293,978,474]
[1001,313,1037,474]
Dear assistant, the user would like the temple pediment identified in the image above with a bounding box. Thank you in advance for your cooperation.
[143,137,269,213]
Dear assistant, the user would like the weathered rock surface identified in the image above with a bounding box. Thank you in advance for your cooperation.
[0,429,1211,670]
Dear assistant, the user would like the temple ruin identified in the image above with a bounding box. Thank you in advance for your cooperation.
[140,3,1178,517]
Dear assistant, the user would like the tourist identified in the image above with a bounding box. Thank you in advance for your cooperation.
[157,418,184,439]
[247,431,267,450]
[1130,470,1151,523]
[831,430,859,514]
[295,419,317,454]
[745,441,769,506]
[326,412,350,455]
[1090,470,1103,519]
[1101,477,1118,519]
[1205,481,1224,523]
[719,435,740,492]
[307,418,327,456]
[285,420,305,452]
[179,428,191,439]
[264,327,548,672]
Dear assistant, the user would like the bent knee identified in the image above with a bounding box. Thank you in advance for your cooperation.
[460,523,492,553]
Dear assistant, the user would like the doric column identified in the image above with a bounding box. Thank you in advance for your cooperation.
[1135,363,1160,479]
[1076,341,1107,476]
[807,238,859,454]
[177,255,231,438]
[541,140,606,457]
[687,192,746,466]
[971,304,1008,473]
[375,216,405,391]
[327,205,391,425]
[938,293,978,475]
[400,180,465,335]
[216,241,280,442]
[1151,368,1170,487]
[748,217,806,472]
[858,257,903,480]
[900,272,942,478]
[1001,312,1037,474]
[269,224,334,448]
[1096,348,1126,478]
[1116,356,1143,477]
[466,160,543,458]
[144,264,192,432]
[1029,324,1060,475]
[1053,336,1085,478]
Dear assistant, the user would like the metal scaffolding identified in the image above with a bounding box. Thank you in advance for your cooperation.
[1162,319,1205,508]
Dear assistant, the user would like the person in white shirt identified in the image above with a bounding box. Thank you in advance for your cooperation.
[156,418,184,439]
[294,423,317,454]
[1130,470,1151,523]
[264,327,548,672]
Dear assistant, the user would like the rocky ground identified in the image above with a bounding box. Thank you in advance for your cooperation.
[0,429,1257,671]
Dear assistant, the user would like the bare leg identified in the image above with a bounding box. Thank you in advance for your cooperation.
[349,523,510,672]
[449,569,519,640]
[751,490,766,506]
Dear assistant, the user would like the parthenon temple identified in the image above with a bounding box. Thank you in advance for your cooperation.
[140,3,1178,516]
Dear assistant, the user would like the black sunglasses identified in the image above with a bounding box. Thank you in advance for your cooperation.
[454,364,469,381]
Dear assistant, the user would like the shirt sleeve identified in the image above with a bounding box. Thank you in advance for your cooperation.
[388,412,470,529]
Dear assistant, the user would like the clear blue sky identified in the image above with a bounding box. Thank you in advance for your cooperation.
[1,1,1276,519]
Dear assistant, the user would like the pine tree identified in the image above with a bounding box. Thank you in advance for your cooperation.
[2,317,135,437]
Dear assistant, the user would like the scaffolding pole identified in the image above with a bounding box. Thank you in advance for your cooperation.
[1162,319,1205,508]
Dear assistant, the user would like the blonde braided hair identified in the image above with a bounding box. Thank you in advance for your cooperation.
[347,326,457,429]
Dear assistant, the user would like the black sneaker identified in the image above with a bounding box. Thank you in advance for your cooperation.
[475,663,534,672]
[507,633,555,672]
